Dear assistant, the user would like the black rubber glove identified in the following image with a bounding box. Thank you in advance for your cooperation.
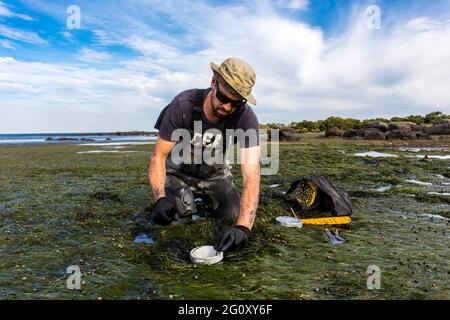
[214,225,250,252]
[152,197,178,226]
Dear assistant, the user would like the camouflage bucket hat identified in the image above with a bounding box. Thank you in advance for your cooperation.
[210,57,257,105]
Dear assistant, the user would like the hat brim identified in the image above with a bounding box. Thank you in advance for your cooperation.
[210,62,256,105]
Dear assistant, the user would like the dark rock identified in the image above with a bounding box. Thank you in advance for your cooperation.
[56,137,79,141]
[415,132,431,140]
[411,124,423,132]
[424,121,450,135]
[325,127,344,138]
[402,131,418,140]
[386,130,404,140]
[343,129,365,139]
[279,128,299,141]
[106,138,112,141]
[388,122,413,132]
[366,121,388,132]
[45,137,53,141]
[343,129,357,139]
[363,128,385,140]
[268,127,297,141]
[115,131,154,136]
[386,130,417,140]
[81,138,95,142]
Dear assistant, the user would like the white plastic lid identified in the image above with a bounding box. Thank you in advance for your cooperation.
[190,246,223,265]
[275,216,303,228]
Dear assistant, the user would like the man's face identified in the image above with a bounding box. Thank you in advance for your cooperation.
[211,80,245,119]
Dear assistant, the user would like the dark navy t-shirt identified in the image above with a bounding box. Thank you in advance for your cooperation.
[154,88,259,148]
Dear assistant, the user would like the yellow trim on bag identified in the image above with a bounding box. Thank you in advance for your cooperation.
[301,216,352,225]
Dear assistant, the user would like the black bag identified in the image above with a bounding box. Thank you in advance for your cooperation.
[285,175,352,216]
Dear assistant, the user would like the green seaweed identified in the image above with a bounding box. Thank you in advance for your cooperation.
[0,137,449,300]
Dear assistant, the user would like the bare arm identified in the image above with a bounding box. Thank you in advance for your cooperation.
[236,146,260,230]
[148,136,176,201]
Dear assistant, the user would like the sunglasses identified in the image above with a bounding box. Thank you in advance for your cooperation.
[215,82,247,109]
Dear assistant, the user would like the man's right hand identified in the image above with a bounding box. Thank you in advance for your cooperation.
[152,197,178,226]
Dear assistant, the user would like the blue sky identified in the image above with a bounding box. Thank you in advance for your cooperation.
[0,0,449,133]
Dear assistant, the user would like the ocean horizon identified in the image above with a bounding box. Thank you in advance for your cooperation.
[0,133,157,145]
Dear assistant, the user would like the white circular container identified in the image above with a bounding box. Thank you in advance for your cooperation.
[190,246,223,265]
[275,216,303,228]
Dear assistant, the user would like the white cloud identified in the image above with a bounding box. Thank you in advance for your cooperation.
[91,29,124,46]
[0,24,45,45]
[184,4,450,120]
[78,48,112,63]
[276,0,309,11]
[0,56,201,133]
[125,36,179,59]
[0,1,34,21]
[1,1,450,133]
[60,31,74,41]
[400,17,444,34]
[0,38,14,49]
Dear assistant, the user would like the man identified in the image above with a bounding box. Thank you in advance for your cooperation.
[148,57,260,252]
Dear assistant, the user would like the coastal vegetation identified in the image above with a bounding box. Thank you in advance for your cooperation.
[261,111,449,132]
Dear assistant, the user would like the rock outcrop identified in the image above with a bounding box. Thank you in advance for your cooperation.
[362,128,386,140]
[387,122,414,132]
[279,128,299,141]
[326,119,450,140]
[424,120,450,135]
[366,121,388,132]
[268,127,299,141]
[325,127,344,138]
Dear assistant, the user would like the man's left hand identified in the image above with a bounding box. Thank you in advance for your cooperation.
[214,225,250,252]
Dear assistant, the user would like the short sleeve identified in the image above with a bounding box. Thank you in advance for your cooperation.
[236,107,260,148]
[154,97,186,142]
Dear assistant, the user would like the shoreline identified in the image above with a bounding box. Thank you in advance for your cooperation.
[0,132,157,145]
[0,131,158,136]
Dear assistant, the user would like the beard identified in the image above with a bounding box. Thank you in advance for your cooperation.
[212,104,232,119]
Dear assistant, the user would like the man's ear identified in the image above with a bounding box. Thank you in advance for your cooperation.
[211,76,216,87]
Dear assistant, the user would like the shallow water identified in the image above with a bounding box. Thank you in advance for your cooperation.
[413,155,450,160]
[427,192,450,196]
[77,150,140,154]
[398,147,449,152]
[0,134,155,145]
[354,151,398,158]
[406,179,433,186]
[77,142,153,146]
[373,185,392,192]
